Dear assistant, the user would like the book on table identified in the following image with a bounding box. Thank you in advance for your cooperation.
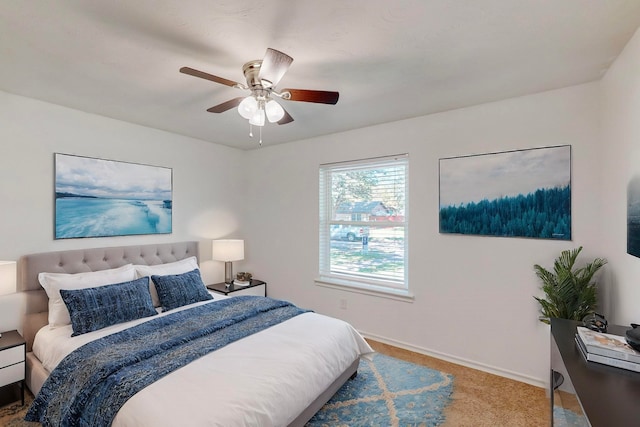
[575,335,640,372]
[576,326,640,363]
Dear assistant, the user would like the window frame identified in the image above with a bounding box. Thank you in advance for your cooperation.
[317,154,410,298]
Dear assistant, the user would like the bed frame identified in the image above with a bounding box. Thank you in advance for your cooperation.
[18,241,357,427]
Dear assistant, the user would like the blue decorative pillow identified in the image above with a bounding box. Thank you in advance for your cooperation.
[151,268,213,311]
[61,277,157,336]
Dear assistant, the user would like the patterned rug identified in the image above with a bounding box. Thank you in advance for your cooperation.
[0,354,454,427]
[552,406,590,427]
[0,391,36,427]
[307,353,454,427]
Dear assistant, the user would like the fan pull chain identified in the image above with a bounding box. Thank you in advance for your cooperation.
[247,123,263,146]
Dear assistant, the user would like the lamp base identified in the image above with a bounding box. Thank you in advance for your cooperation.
[224,261,234,284]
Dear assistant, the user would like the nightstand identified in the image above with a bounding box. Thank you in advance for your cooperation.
[207,279,267,297]
[0,330,25,406]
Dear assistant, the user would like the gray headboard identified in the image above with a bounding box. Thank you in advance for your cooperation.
[19,241,199,351]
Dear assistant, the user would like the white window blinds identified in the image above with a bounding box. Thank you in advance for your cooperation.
[319,154,408,292]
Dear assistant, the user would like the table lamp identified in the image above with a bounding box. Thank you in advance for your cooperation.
[0,261,17,338]
[211,240,244,284]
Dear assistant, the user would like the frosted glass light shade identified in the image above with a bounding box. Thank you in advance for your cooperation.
[249,109,265,126]
[211,240,245,262]
[238,96,258,119]
[265,100,285,123]
[0,261,17,296]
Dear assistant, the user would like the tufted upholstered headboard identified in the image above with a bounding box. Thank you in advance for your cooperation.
[19,241,199,351]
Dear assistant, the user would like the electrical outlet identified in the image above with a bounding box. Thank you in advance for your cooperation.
[339,299,347,310]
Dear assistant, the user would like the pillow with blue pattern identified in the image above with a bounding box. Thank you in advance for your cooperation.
[61,277,157,337]
[151,268,213,311]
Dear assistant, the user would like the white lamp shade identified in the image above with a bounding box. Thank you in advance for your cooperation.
[0,261,17,296]
[211,240,245,262]
[238,96,258,119]
[249,108,265,126]
[265,99,285,123]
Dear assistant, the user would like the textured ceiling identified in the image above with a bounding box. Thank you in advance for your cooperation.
[1,1,640,149]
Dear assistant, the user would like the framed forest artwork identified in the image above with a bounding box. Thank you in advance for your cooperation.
[628,175,640,258]
[54,153,172,239]
[439,145,571,240]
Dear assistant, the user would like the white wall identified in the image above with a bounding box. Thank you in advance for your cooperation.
[600,27,640,326]
[0,91,247,333]
[5,45,639,387]
[243,83,603,386]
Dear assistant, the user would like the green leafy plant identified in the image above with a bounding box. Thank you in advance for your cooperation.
[534,246,607,324]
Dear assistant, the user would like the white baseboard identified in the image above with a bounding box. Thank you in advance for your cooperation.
[360,330,547,389]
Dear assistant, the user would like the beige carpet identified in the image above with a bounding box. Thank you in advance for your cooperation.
[369,339,549,426]
[0,340,548,426]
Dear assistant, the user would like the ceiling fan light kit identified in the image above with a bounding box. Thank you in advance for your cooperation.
[180,48,339,146]
[238,96,284,124]
[265,99,285,122]
[249,107,265,126]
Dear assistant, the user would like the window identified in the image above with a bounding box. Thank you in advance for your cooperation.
[319,154,409,296]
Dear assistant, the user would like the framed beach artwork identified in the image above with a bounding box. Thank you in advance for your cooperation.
[54,153,172,239]
[439,145,571,240]
[628,175,640,258]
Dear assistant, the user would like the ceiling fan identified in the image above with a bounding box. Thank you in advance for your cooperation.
[180,48,339,144]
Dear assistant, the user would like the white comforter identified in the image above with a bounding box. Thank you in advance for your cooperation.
[33,295,374,426]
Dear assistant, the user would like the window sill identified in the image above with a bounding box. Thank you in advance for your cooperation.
[314,277,414,303]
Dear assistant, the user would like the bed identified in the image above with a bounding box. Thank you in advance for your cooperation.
[19,241,373,426]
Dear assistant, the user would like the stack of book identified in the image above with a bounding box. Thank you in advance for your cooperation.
[575,326,640,372]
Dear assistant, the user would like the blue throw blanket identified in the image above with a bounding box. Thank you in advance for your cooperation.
[26,296,308,427]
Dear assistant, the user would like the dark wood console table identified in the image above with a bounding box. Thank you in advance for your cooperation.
[550,318,640,426]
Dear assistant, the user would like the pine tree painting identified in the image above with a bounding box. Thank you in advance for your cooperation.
[439,146,571,240]
[628,175,640,257]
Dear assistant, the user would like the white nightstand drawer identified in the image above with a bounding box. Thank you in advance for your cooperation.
[0,345,24,368]
[0,361,25,387]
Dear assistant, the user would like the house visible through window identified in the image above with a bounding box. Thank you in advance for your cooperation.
[319,154,408,295]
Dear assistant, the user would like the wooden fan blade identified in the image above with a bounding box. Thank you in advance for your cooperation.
[282,89,339,105]
[277,108,294,125]
[258,48,293,88]
[180,67,241,88]
[207,97,244,113]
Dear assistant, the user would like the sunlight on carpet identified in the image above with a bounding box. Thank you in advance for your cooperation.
[306,353,454,427]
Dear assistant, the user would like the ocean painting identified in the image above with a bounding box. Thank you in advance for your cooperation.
[628,175,640,258]
[55,153,172,239]
[439,145,571,240]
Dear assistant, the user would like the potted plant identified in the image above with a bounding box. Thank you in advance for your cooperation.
[534,246,607,324]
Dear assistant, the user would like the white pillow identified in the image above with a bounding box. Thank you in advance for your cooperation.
[134,256,199,307]
[38,264,137,328]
